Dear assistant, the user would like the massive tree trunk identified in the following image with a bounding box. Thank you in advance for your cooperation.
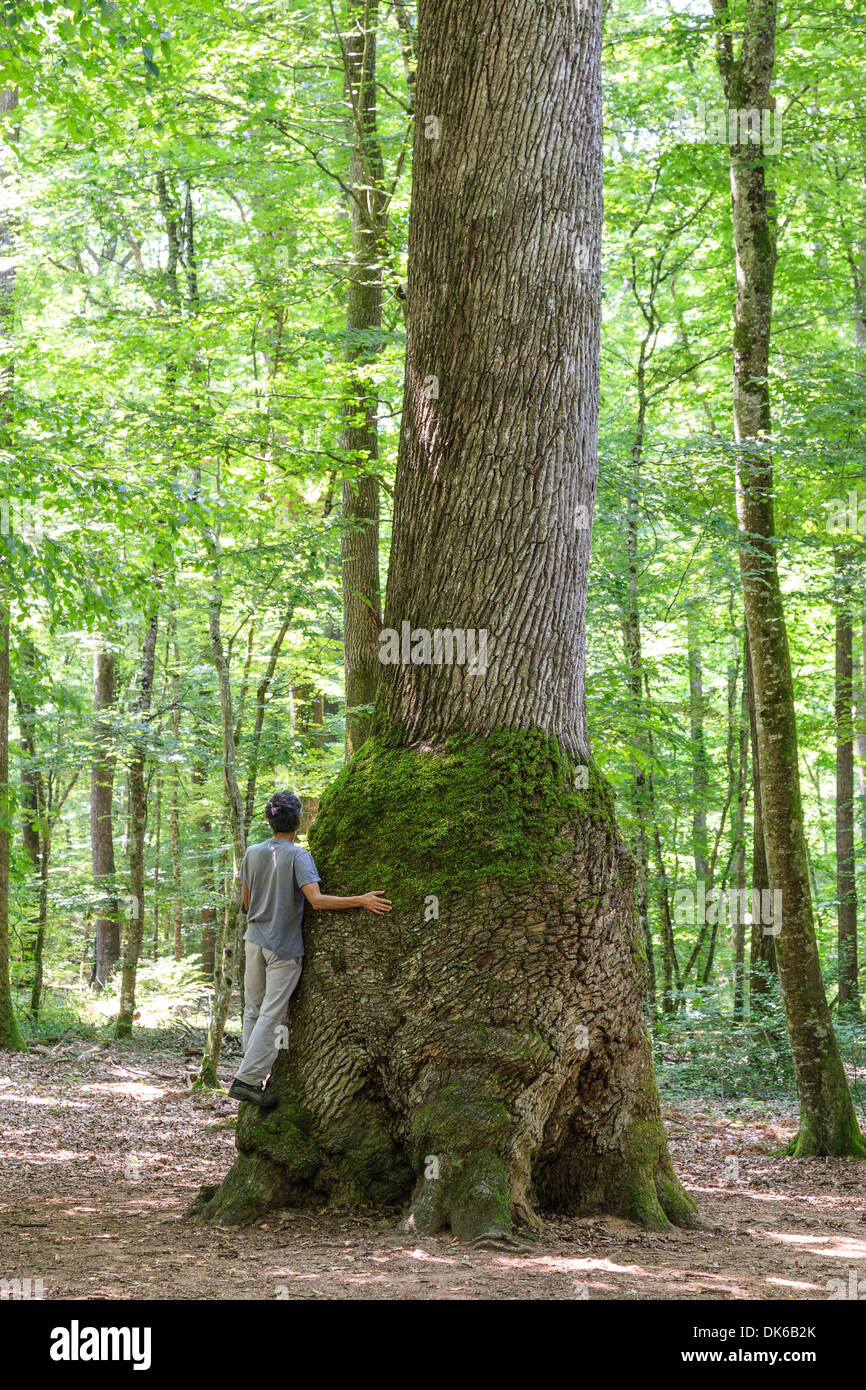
[91,650,120,988]
[713,0,864,1153]
[340,0,385,760]
[835,551,859,1016]
[196,0,696,1238]
[116,607,159,1037]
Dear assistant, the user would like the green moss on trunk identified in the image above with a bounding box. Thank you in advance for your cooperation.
[197,725,697,1240]
[310,724,613,911]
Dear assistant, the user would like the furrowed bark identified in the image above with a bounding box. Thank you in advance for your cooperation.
[196,0,697,1236]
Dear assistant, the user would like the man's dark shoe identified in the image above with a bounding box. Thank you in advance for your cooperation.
[228,1078,278,1110]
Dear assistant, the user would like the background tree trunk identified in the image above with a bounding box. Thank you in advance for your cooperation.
[197,494,247,1088]
[0,84,22,1049]
[152,772,162,961]
[0,602,23,1049]
[170,617,183,961]
[91,650,120,988]
[732,631,749,1020]
[116,608,159,1037]
[687,609,710,891]
[15,644,44,1004]
[713,0,864,1153]
[745,633,775,1002]
[196,0,697,1239]
[835,551,859,1015]
[340,0,385,760]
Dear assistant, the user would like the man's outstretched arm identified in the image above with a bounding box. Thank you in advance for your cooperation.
[301,882,392,914]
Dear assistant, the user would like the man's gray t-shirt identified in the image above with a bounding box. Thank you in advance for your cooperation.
[239,838,319,959]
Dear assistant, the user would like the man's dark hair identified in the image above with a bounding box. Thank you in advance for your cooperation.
[265,791,302,834]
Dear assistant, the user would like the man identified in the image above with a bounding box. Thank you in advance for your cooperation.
[228,790,391,1109]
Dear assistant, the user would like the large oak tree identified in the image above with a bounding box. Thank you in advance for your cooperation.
[195,0,696,1239]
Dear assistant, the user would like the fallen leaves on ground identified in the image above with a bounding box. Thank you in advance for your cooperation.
[1,1041,864,1300]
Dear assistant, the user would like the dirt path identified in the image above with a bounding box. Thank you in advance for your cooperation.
[1,1041,864,1300]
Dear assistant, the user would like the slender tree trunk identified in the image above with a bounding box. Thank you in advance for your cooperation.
[733,630,749,1019]
[340,0,385,759]
[242,612,293,834]
[687,610,710,889]
[640,672,681,1013]
[169,620,182,959]
[197,496,247,1088]
[621,378,655,1009]
[91,650,120,988]
[835,551,859,1015]
[152,773,162,961]
[171,773,183,960]
[702,620,741,987]
[853,605,866,866]
[0,84,22,1049]
[197,0,697,1237]
[193,753,217,981]
[198,817,217,979]
[31,827,49,1018]
[745,632,775,1001]
[0,603,22,1049]
[713,0,864,1153]
[116,610,159,1037]
[15,648,43,998]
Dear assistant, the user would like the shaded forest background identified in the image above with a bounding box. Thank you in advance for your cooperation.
[1,0,865,1113]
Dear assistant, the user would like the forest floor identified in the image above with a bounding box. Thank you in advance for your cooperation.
[1,1036,865,1301]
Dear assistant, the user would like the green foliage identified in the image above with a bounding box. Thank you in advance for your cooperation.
[654,984,797,1102]
[1,0,866,1074]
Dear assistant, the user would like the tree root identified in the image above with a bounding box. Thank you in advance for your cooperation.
[188,1151,293,1226]
[623,1165,705,1232]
